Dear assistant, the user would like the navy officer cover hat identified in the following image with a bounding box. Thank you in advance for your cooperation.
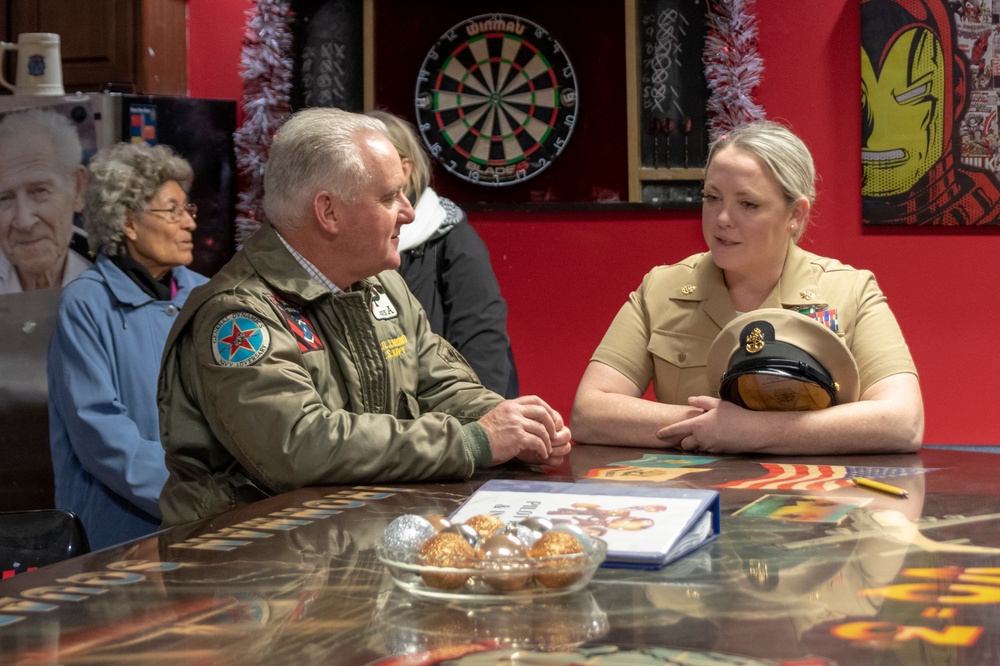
[706,309,860,411]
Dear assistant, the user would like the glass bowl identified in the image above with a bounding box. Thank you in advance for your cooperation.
[375,588,610,652]
[375,538,607,603]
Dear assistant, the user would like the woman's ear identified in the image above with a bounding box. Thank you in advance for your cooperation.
[789,196,809,233]
[122,210,139,241]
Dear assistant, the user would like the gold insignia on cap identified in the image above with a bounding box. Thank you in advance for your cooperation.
[834,382,840,392]
[745,327,765,354]
[681,284,697,295]
[800,290,815,300]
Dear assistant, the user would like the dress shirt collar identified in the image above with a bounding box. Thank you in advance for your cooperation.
[275,230,343,294]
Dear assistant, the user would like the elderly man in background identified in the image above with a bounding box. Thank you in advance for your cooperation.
[0,108,91,294]
[158,107,571,527]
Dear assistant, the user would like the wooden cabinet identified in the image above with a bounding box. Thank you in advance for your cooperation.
[2,0,186,95]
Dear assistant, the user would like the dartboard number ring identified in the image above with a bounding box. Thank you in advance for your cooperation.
[414,14,579,187]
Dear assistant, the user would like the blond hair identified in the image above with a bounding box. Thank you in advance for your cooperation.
[365,109,430,204]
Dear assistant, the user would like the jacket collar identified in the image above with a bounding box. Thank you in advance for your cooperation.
[93,254,198,307]
[243,222,380,303]
[93,254,155,307]
[244,223,333,302]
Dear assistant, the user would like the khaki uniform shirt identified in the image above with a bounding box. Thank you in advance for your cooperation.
[158,223,503,526]
[592,244,917,403]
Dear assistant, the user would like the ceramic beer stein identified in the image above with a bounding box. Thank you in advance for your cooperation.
[0,33,65,96]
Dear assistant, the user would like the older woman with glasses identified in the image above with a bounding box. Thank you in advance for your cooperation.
[47,142,208,550]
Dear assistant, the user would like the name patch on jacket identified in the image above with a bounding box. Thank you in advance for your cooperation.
[270,294,324,353]
[212,313,270,366]
[381,334,408,360]
[370,287,398,320]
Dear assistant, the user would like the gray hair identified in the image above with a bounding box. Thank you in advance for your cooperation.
[365,109,430,204]
[0,108,83,177]
[706,120,816,242]
[263,107,388,229]
[83,142,193,257]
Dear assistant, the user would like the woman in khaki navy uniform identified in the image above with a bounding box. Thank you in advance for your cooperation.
[571,121,923,455]
[158,108,570,527]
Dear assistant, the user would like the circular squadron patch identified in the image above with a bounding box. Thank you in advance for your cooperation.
[211,312,270,367]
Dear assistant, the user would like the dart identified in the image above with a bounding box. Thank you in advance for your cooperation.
[683,116,692,168]
[666,117,676,167]
[648,116,663,168]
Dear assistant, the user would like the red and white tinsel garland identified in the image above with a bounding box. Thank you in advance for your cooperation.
[703,0,765,140]
[233,0,294,246]
[232,0,761,241]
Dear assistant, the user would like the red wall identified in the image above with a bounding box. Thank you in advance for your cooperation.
[188,2,245,103]
[189,1,1000,444]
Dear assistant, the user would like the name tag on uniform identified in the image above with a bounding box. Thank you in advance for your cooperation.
[370,288,398,320]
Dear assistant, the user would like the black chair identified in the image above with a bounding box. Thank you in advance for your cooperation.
[0,509,90,578]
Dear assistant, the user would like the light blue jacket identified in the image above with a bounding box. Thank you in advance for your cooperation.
[48,255,207,550]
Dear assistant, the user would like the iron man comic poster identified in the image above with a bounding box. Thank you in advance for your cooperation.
[862,0,1000,225]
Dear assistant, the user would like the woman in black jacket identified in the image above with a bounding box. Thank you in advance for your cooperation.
[367,110,519,398]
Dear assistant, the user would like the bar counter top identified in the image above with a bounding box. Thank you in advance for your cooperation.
[2,444,999,665]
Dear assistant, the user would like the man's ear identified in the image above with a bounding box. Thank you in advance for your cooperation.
[313,190,340,235]
[72,165,86,213]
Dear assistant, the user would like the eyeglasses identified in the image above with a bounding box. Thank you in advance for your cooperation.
[146,202,197,222]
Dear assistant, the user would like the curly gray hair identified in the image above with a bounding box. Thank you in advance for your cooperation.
[83,142,193,257]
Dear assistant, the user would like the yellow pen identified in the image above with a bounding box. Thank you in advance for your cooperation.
[852,477,908,498]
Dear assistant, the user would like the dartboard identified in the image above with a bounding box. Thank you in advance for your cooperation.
[414,14,578,187]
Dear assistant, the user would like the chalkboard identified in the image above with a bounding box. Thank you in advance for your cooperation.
[637,0,708,170]
[291,0,365,112]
